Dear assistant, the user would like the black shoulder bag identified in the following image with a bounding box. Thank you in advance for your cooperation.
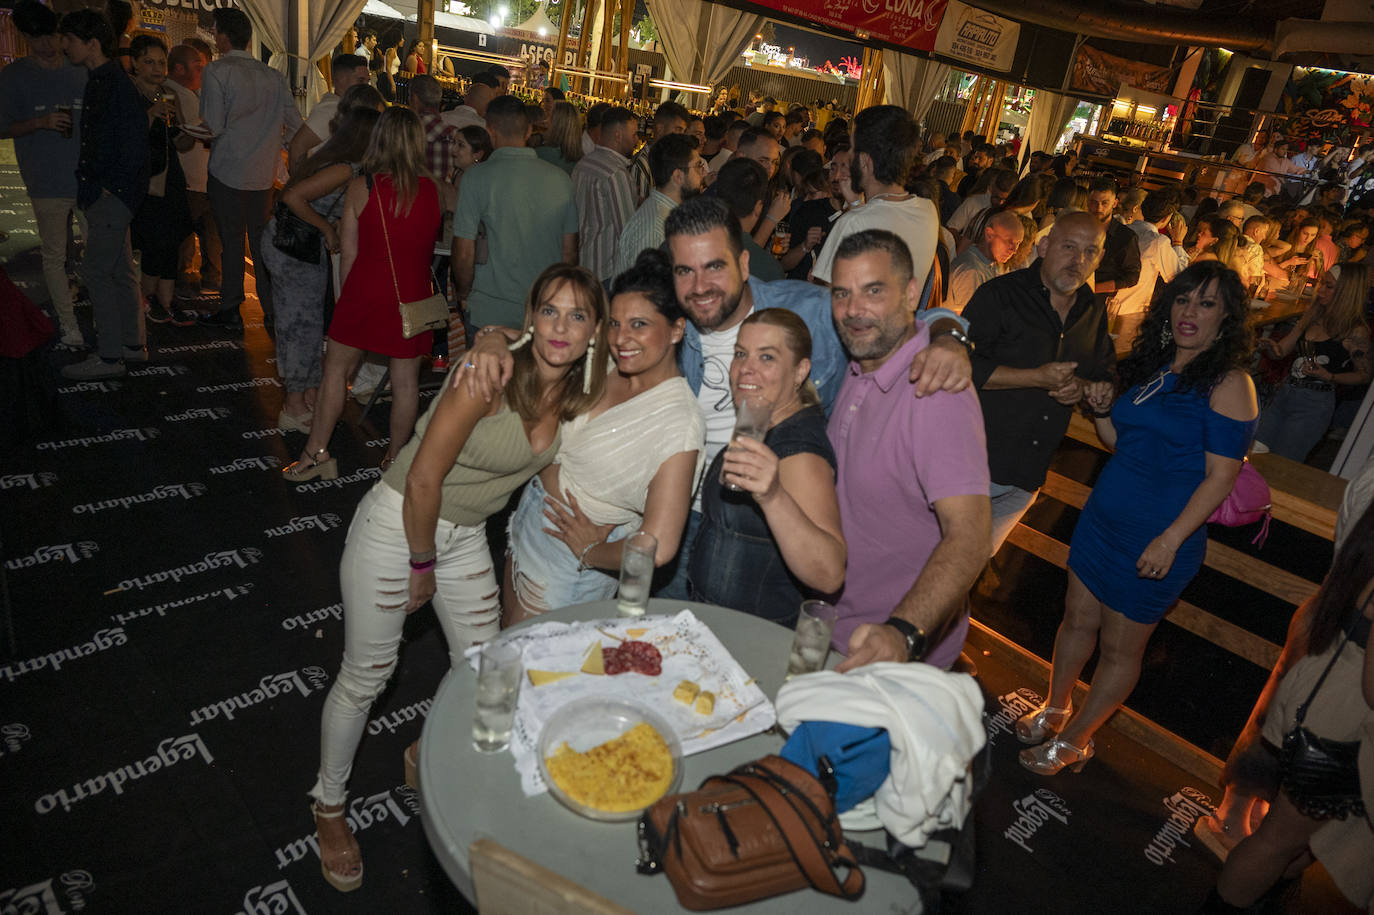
[1278,611,1368,821]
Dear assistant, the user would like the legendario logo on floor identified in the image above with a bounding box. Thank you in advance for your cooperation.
[1004,788,1072,854]
[0,472,58,490]
[111,547,263,593]
[34,733,214,814]
[70,482,208,515]
[5,541,99,570]
[109,584,254,628]
[1,723,33,759]
[0,871,96,913]
[263,514,343,538]
[273,789,417,871]
[985,688,1044,748]
[0,627,127,683]
[209,456,282,474]
[188,668,329,727]
[163,407,233,422]
[232,879,305,915]
[1143,788,1217,867]
[35,428,159,450]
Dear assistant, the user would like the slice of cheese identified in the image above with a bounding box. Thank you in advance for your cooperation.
[694,691,716,716]
[626,628,648,638]
[579,641,605,675]
[672,680,700,705]
[527,669,576,686]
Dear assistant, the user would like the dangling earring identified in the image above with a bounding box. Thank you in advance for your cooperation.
[507,326,533,351]
[582,338,596,394]
[1160,319,1173,347]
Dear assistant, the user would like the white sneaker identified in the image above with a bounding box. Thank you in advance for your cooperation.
[61,355,126,380]
[58,329,87,350]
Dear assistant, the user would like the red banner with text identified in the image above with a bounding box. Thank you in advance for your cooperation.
[747,0,949,54]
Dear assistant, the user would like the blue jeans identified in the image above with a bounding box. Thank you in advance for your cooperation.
[1256,383,1335,463]
[655,509,701,600]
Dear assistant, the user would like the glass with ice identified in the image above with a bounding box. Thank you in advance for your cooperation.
[785,600,838,679]
[472,640,523,753]
[617,530,657,617]
[719,394,773,491]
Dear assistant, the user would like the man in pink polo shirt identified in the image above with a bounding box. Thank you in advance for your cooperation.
[828,229,991,671]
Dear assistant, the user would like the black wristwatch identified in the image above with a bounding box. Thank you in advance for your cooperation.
[884,618,929,662]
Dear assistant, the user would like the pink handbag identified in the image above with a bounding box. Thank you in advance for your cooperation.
[1208,459,1272,546]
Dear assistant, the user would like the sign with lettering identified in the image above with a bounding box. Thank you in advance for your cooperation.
[744,0,948,54]
[1280,67,1374,146]
[1069,43,1173,97]
[933,0,1018,72]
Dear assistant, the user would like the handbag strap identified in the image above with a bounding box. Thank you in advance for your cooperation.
[1293,596,1369,724]
[719,771,864,900]
[374,178,404,308]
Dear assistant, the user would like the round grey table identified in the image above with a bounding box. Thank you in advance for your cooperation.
[418,598,922,914]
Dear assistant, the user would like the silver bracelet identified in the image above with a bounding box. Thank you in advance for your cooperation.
[576,540,601,572]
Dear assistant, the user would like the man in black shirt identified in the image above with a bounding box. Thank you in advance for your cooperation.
[957,142,994,197]
[963,212,1116,554]
[1085,177,1141,311]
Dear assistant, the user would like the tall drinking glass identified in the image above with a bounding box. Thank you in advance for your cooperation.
[472,640,523,753]
[719,394,773,492]
[617,530,657,617]
[785,600,838,679]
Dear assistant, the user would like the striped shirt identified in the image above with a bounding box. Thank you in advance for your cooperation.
[616,189,676,275]
[572,145,635,282]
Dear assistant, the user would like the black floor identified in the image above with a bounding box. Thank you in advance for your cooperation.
[0,163,1350,913]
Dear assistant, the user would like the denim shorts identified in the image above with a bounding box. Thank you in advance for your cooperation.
[507,474,636,614]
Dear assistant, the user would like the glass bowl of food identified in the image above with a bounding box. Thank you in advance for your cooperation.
[537,695,683,822]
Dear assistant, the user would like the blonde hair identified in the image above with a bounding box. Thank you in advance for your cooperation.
[505,264,609,423]
[741,310,819,407]
[362,106,430,218]
[547,101,584,165]
[1316,263,1370,344]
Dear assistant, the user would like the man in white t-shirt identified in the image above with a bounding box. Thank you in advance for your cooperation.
[1113,190,1181,340]
[166,43,219,295]
[286,53,370,173]
[812,105,937,294]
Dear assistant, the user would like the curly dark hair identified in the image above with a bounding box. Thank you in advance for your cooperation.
[1117,260,1253,396]
[610,248,685,325]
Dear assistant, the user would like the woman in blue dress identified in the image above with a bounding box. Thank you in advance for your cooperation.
[1016,261,1259,775]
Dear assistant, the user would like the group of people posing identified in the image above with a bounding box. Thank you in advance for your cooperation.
[5,17,1368,907]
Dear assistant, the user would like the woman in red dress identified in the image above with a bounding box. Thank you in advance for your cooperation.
[284,107,442,481]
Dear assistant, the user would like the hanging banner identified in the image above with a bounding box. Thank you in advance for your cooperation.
[1069,43,1172,96]
[933,0,1018,72]
[744,0,949,54]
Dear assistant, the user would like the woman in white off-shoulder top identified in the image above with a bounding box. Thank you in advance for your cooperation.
[501,249,704,623]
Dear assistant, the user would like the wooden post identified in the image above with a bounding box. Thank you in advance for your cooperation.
[576,0,599,94]
[553,0,574,92]
[418,0,435,72]
[618,0,633,100]
[598,0,614,89]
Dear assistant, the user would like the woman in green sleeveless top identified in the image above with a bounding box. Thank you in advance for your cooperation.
[307,264,608,893]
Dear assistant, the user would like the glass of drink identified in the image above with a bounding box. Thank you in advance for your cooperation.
[617,530,657,617]
[472,640,523,753]
[771,221,789,257]
[719,394,773,491]
[785,600,838,680]
[56,104,73,139]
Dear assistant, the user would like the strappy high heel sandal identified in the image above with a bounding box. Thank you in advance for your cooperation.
[1018,737,1094,776]
[1014,702,1072,745]
[282,448,337,483]
[311,800,363,892]
[403,741,419,790]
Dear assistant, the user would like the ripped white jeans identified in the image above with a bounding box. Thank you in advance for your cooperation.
[310,482,500,805]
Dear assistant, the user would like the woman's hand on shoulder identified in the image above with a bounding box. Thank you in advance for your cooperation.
[1210,369,1258,422]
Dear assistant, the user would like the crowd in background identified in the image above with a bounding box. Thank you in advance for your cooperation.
[2,3,1373,910]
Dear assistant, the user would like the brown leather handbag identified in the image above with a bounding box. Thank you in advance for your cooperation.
[635,755,865,910]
